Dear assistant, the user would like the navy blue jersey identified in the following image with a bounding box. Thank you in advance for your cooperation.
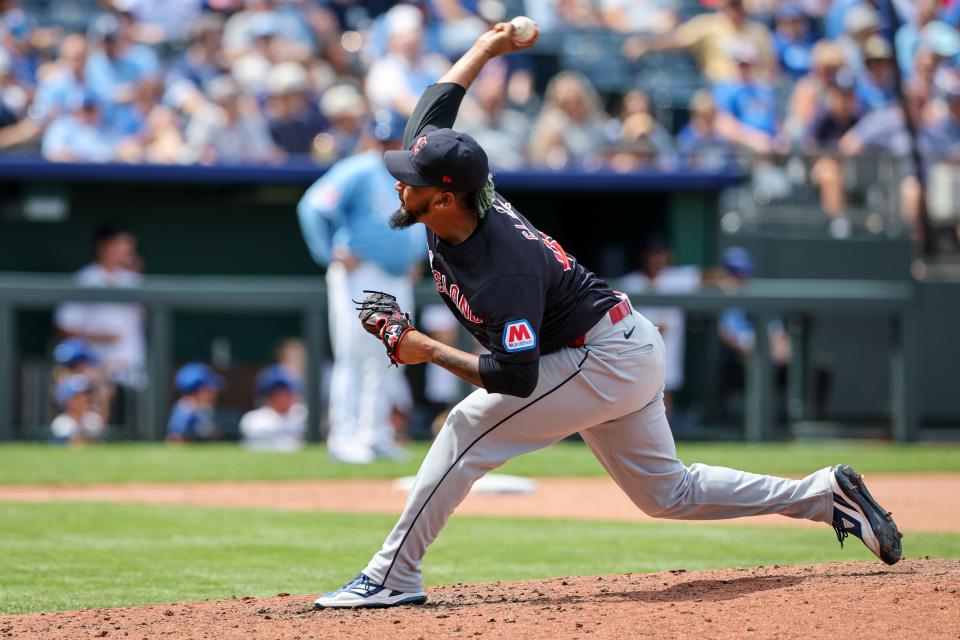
[407,83,619,362]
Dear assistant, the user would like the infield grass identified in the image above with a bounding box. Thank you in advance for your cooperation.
[2,501,959,615]
[0,441,957,485]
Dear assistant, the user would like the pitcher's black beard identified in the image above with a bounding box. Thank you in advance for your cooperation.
[389,203,428,229]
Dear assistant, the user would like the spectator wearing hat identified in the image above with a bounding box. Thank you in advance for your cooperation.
[263,61,325,156]
[826,0,897,42]
[239,364,307,452]
[773,2,816,78]
[41,90,113,162]
[676,89,736,173]
[717,247,793,416]
[166,363,224,443]
[53,337,99,377]
[623,0,777,83]
[316,83,367,163]
[718,247,832,420]
[50,375,105,445]
[364,4,450,118]
[855,35,897,111]
[297,109,424,464]
[184,74,278,164]
[713,41,782,154]
[51,337,109,420]
[836,3,883,75]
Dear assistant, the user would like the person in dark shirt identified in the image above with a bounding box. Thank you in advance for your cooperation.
[806,69,863,220]
[313,21,903,611]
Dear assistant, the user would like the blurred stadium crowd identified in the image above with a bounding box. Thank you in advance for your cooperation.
[0,0,959,185]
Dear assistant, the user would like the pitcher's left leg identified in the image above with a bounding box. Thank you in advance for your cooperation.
[581,396,834,523]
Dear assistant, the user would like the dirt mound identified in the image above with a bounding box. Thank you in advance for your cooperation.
[3,559,958,639]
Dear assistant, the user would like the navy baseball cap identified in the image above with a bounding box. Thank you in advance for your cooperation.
[55,374,92,408]
[54,338,99,367]
[174,363,224,394]
[384,128,489,191]
[256,364,300,396]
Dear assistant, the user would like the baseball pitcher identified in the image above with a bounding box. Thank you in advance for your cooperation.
[314,20,902,610]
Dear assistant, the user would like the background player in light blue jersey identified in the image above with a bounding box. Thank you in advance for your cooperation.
[298,110,426,463]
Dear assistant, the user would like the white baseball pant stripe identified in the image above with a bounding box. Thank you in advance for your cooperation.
[326,260,412,458]
[363,309,835,592]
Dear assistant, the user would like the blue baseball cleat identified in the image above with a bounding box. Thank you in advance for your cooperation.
[314,573,427,609]
[830,465,903,565]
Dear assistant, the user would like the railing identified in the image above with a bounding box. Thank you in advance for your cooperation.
[720,151,908,238]
[0,274,919,442]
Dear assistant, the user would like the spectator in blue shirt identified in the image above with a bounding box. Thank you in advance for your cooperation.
[895,0,942,76]
[166,363,223,443]
[41,92,114,162]
[0,0,44,87]
[167,13,227,91]
[713,41,781,154]
[855,36,898,111]
[826,0,897,41]
[33,34,88,121]
[773,2,815,78]
[677,89,736,173]
[85,14,159,135]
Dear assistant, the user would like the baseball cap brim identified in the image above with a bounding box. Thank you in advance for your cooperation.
[384,150,433,187]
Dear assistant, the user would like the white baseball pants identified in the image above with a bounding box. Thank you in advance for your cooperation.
[363,307,835,592]
[326,261,413,461]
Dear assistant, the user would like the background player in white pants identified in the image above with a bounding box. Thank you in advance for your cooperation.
[298,111,425,463]
[314,22,902,609]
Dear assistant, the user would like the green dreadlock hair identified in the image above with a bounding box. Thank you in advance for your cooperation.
[475,173,495,218]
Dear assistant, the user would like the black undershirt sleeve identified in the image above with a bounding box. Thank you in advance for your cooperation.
[402,83,468,149]
[478,354,540,398]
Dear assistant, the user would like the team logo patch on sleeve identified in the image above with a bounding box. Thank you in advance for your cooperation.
[503,320,537,352]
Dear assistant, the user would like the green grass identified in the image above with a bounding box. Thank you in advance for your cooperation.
[2,501,959,614]
[0,441,956,486]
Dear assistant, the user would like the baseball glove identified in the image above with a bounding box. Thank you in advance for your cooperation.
[354,290,415,365]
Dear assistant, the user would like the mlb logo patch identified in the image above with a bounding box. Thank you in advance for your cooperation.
[503,320,537,352]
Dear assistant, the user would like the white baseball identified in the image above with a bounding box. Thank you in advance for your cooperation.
[509,16,537,45]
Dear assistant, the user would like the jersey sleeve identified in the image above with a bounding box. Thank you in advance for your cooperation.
[472,275,545,364]
[402,83,468,149]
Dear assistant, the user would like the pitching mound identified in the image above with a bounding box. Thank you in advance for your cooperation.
[3,559,958,639]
